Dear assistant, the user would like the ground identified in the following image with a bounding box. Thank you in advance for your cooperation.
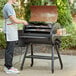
[0,54,76,76]
[0,44,76,59]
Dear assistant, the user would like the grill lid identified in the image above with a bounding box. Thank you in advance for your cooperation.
[30,6,58,23]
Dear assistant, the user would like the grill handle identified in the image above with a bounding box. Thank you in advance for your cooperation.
[48,23,55,35]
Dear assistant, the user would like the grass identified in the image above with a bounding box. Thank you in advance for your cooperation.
[0,19,23,30]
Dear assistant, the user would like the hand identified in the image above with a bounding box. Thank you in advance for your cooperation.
[23,20,28,25]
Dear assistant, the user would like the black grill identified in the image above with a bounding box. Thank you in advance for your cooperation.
[18,6,63,73]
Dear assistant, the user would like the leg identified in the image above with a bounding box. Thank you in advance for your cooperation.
[30,44,34,67]
[51,44,54,73]
[55,44,63,69]
[4,41,15,69]
[20,45,28,70]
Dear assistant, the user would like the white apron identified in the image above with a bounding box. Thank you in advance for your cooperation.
[3,19,18,41]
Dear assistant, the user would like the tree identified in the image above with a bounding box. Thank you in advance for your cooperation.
[54,0,72,26]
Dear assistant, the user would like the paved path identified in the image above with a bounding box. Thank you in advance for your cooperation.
[0,53,76,76]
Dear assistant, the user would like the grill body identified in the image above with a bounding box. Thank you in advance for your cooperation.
[19,23,53,44]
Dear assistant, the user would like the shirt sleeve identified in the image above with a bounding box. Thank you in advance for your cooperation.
[5,5,15,17]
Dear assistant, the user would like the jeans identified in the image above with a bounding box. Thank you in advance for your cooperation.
[4,41,15,69]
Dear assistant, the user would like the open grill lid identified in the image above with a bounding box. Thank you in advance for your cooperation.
[23,6,59,34]
[30,6,58,23]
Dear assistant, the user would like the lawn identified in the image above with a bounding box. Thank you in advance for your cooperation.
[0,19,23,30]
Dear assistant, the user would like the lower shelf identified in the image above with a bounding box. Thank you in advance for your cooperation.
[25,55,58,60]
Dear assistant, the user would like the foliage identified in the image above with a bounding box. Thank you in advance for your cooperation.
[0,32,6,48]
[0,0,7,18]
[54,0,72,26]
[53,0,76,49]
[24,0,42,21]
[17,0,25,19]
[70,0,76,15]
[42,0,53,5]
[0,0,6,48]
[61,25,76,49]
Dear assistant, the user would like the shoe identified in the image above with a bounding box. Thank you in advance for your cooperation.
[4,67,20,74]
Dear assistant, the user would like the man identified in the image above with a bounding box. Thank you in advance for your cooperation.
[3,0,28,74]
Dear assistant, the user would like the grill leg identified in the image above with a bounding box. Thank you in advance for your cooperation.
[30,44,34,67]
[55,44,63,69]
[20,45,28,70]
[51,44,54,73]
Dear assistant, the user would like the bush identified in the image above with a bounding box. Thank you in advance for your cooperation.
[0,0,7,18]
[0,32,6,49]
[61,25,76,49]
[54,0,72,27]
